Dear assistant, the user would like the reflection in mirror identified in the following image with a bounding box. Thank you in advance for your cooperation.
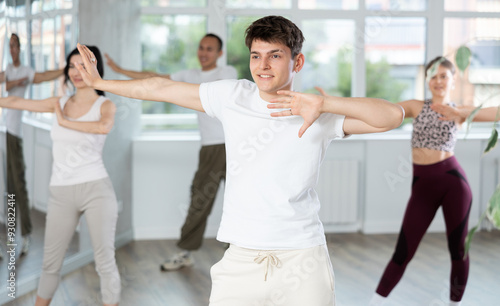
[0,1,80,303]
[0,127,82,302]
[0,209,80,295]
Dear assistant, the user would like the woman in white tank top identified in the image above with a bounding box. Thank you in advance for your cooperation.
[0,46,120,306]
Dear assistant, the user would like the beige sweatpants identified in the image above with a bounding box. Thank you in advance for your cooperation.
[37,177,121,304]
[209,244,335,306]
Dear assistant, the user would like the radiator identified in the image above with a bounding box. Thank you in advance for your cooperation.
[317,160,359,224]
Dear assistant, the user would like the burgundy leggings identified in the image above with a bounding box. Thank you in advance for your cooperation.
[376,156,472,302]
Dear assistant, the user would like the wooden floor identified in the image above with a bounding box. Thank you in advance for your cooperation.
[5,230,500,306]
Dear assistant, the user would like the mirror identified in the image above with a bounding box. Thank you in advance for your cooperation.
[0,125,83,302]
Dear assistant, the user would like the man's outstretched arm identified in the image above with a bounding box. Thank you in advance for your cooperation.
[269,89,404,137]
[77,44,203,112]
[105,53,169,80]
[33,68,63,83]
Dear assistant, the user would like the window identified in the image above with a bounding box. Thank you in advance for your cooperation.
[141,0,206,7]
[299,0,358,10]
[302,19,355,96]
[226,15,260,81]
[365,17,426,102]
[444,18,500,107]
[0,0,78,123]
[0,17,5,98]
[445,0,500,12]
[366,0,426,11]
[140,14,206,131]
[139,1,500,131]
[227,0,291,9]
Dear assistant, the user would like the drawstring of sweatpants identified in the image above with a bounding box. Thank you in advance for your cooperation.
[254,252,281,281]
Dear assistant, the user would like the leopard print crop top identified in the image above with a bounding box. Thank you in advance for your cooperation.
[411,99,457,152]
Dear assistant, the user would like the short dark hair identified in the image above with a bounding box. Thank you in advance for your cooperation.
[245,15,305,58]
[64,46,105,96]
[204,33,223,51]
[10,33,20,48]
[425,56,456,78]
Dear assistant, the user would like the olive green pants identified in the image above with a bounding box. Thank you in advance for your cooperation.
[6,132,32,237]
[177,144,226,251]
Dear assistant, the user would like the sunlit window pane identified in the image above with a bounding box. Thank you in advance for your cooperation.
[5,0,25,17]
[30,18,51,121]
[43,0,57,11]
[30,18,43,70]
[11,0,25,17]
[31,18,56,100]
[59,15,73,61]
[366,0,426,11]
[42,0,72,10]
[0,0,76,124]
[141,0,206,7]
[445,0,500,12]
[31,0,43,14]
[54,14,72,96]
[226,0,290,9]
[226,15,261,81]
[140,14,205,125]
[444,18,500,107]
[299,0,358,10]
[302,19,355,96]
[365,17,426,103]
[0,18,6,98]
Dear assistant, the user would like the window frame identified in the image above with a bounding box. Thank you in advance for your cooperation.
[139,0,500,131]
[0,0,78,123]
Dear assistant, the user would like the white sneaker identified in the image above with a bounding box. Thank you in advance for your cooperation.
[20,236,31,256]
[369,293,387,306]
[160,252,194,271]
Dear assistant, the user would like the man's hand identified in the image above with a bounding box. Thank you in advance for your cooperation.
[267,89,325,138]
[104,53,121,73]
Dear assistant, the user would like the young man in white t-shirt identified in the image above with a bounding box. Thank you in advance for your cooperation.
[77,15,404,305]
[105,34,237,271]
[1,33,63,258]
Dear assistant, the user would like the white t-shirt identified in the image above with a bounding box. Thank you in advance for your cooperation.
[4,63,35,137]
[200,79,346,250]
[170,66,237,146]
[50,96,110,186]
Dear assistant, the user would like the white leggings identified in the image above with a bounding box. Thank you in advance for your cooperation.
[210,244,335,306]
[37,177,121,304]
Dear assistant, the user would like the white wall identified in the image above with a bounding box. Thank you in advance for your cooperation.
[132,130,496,240]
[4,126,496,242]
[363,137,483,233]
[132,134,224,240]
[78,0,142,241]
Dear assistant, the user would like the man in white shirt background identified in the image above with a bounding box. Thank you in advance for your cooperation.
[105,33,237,271]
[1,33,63,257]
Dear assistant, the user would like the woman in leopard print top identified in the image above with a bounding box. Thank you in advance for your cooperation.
[371,56,472,306]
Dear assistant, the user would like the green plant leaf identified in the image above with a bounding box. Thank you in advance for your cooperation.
[483,128,499,154]
[464,209,488,258]
[486,183,500,228]
[425,57,445,83]
[464,104,483,138]
[487,205,500,227]
[464,223,479,257]
[455,46,472,73]
[464,183,500,258]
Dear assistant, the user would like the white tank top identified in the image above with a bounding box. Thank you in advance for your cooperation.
[50,95,110,186]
